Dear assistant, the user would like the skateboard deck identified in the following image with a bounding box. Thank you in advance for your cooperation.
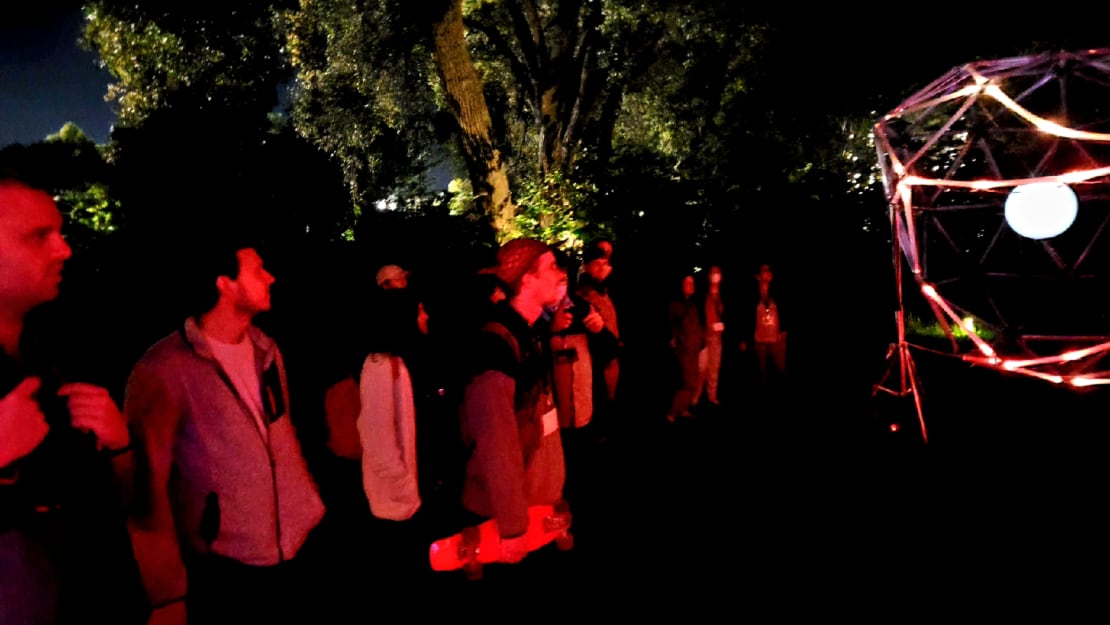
[429,502,572,573]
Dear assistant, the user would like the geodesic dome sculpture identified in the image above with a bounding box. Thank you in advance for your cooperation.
[874,48,1110,387]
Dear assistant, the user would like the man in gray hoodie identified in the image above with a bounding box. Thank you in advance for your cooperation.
[123,238,325,625]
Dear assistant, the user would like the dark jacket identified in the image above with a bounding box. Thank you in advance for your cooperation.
[1,336,147,625]
[459,302,565,538]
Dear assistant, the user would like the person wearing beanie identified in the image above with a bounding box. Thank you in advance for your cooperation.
[576,239,621,439]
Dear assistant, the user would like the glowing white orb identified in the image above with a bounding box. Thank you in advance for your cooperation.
[1004,182,1078,240]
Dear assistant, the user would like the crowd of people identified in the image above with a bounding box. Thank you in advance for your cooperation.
[1,172,796,623]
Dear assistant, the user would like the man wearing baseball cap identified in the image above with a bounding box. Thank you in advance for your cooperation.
[459,238,569,565]
[375,264,409,290]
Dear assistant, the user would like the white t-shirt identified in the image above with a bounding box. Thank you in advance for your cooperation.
[208,335,269,440]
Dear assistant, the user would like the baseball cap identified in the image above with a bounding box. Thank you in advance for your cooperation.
[479,238,552,289]
[375,264,409,287]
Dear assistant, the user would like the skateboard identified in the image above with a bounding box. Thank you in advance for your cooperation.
[428,502,573,578]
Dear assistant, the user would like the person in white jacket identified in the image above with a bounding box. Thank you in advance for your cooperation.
[357,348,421,521]
[355,265,430,584]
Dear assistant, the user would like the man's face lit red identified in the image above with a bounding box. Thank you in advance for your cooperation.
[526,251,564,308]
[757,264,773,285]
[0,184,72,313]
[585,257,612,283]
[229,248,275,315]
[681,275,695,298]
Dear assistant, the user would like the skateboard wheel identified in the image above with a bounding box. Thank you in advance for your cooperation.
[464,561,484,581]
[555,532,574,551]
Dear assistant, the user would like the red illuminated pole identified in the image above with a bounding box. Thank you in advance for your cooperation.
[874,208,929,444]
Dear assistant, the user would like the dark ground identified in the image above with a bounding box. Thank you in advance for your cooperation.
[303,312,1110,617]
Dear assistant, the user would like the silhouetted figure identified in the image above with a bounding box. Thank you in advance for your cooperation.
[576,241,621,440]
[694,265,726,408]
[740,263,790,397]
[667,272,705,422]
[0,174,146,625]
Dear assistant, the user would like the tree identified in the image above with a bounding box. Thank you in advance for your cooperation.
[430,0,516,237]
[0,125,116,245]
[279,0,445,219]
[82,1,292,132]
[279,0,774,244]
[82,1,356,244]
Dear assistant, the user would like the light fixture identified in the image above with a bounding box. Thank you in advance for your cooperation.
[1004,182,1078,240]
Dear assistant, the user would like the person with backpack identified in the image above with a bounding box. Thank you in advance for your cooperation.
[458,238,569,566]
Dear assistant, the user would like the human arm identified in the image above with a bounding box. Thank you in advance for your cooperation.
[582,306,604,334]
[460,369,531,548]
[549,306,574,334]
[58,381,129,452]
[324,377,362,460]
[667,300,685,350]
[356,354,420,521]
[122,363,188,624]
[0,377,49,473]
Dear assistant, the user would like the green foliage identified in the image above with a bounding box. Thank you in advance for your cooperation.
[46,122,98,147]
[906,314,996,342]
[82,1,290,131]
[512,172,597,248]
[447,177,478,217]
[278,0,442,212]
[57,183,120,234]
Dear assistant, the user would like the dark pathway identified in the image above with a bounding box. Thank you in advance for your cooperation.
[308,325,1109,616]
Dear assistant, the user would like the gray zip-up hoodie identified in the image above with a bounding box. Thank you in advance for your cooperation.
[127,318,325,567]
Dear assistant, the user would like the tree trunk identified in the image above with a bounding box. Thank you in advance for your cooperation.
[431,0,517,240]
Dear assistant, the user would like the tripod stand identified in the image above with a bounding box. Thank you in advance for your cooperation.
[872,210,929,444]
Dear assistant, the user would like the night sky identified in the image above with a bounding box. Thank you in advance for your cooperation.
[0,4,114,147]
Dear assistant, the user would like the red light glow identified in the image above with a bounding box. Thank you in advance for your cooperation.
[875,48,1110,388]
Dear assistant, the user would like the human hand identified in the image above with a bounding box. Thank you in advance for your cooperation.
[0,377,50,468]
[58,382,129,453]
[583,309,604,333]
[499,533,530,564]
[550,308,573,333]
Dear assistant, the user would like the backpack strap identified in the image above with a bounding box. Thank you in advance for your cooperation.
[481,321,521,364]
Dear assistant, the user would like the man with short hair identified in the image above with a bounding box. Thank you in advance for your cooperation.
[0,175,146,624]
[460,238,568,564]
[123,239,326,625]
[576,240,622,437]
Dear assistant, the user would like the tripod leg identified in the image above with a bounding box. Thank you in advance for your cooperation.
[903,345,928,444]
[873,343,903,397]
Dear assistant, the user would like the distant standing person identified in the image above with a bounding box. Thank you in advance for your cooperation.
[575,240,621,437]
[694,265,725,408]
[667,272,705,422]
[739,263,789,391]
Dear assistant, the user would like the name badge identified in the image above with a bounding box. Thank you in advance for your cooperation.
[542,407,559,436]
